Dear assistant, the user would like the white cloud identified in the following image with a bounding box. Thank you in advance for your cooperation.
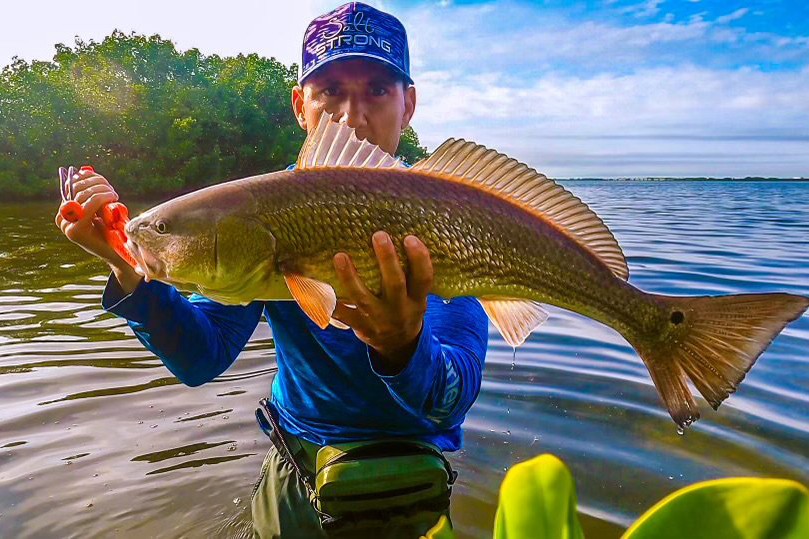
[406,6,714,72]
[394,1,809,176]
[3,0,806,177]
[410,65,809,177]
[402,2,807,75]
[622,0,665,18]
[715,8,750,25]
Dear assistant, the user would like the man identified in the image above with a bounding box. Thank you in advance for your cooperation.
[55,3,488,537]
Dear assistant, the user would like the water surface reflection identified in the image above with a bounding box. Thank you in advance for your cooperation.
[1,182,808,538]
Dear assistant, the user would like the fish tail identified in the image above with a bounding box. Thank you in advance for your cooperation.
[629,293,808,428]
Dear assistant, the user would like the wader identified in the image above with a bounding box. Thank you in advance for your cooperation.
[252,399,456,539]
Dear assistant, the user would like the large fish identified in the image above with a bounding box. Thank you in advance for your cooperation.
[124,112,808,429]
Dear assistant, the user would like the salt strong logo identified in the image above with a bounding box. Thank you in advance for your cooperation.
[314,11,392,55]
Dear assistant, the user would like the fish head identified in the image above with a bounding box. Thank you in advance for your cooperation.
[124,184,277,299]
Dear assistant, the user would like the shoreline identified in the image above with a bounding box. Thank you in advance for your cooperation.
[3,177,808,204]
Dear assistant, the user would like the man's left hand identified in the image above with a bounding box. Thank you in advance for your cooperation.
[331,231,433,375]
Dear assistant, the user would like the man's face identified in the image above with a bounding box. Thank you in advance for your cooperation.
[292,58,416,156]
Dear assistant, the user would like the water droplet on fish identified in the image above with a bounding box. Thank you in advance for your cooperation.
[150,424,158,429]
[676,427,684,435]
[442,299,450,304]
[233,497,241,505]
[668,476,674,480]
[511,347,516,370]
[506,408,510,414]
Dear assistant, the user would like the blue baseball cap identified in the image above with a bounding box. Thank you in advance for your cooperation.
[300,2,413,85]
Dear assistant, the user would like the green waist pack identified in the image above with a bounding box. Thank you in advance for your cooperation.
[256,399,455,523]
[313,439,457,518]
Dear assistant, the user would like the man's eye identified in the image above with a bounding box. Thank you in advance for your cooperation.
[323,87,339,97]
[371,86,388,97]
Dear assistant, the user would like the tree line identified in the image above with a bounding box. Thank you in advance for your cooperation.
[0,31,428,200]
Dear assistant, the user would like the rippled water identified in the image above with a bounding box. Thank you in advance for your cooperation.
[1,181,808,538]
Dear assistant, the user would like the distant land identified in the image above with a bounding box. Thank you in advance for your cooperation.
[558,177,809,182]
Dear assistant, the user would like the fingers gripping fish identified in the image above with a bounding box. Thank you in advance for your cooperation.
[123,112,809,430]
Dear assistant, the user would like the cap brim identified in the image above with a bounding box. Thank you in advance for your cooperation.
[299,52,413,85]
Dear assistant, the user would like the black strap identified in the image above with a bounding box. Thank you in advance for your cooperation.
[320,488,453,532]
[255,399,332,522]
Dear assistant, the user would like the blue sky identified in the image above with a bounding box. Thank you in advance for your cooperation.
[3,1,808,177]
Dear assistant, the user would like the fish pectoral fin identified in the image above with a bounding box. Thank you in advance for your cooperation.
[478,298,550,347]
[283,273,336,330]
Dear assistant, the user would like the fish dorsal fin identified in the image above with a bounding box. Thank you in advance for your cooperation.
[478,298,550,347]
[296,111,404,170]
[412,140,629,280]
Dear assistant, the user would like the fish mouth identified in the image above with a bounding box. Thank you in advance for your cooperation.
[126,239,165,283]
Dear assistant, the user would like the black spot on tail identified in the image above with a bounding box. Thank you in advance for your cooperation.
[670,311,685,325]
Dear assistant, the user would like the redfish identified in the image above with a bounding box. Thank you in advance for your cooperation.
[124,112,809,428]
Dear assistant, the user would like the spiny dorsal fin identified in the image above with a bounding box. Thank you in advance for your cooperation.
[412,140,628,280]
[296,111,404,170]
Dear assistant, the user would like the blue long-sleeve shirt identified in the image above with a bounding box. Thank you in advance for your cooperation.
[102,276,488,451]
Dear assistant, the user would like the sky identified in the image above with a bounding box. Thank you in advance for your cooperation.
[3,0,808,178]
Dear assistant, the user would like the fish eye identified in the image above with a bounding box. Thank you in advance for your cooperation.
[155,220,168,234]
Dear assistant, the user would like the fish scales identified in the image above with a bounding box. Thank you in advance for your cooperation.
[122,111,809,428]
[244,167,653,331]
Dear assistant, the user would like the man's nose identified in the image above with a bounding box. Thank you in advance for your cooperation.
[334,97,368,131]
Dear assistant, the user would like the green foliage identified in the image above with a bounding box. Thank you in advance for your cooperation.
[396,125,429,165]
[494,454,584,539]
[1,31,342,199]
[623,477,809,539]
[492,454,809,539]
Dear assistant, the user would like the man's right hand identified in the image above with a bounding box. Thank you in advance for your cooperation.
[54,169,142,294]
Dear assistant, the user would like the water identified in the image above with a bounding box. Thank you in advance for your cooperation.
[1,180,808,538]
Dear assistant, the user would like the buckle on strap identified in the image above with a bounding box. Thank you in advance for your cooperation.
[255,399,317,489]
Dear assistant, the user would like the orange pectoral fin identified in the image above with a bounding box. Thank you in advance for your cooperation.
[478,298,550,347]
[283,273,337,329]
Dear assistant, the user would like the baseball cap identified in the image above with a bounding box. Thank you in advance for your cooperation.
[300,2,413,85]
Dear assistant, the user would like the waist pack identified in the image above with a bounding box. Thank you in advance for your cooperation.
[314,438,456,517]
[256,399,457,525]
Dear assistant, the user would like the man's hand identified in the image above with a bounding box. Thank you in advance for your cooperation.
[331,231,433,375]
[55,169,142,294]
